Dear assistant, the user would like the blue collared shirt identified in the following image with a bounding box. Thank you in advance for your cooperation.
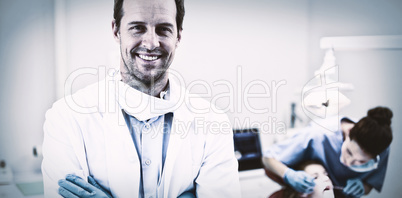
[121,87,173,198]
[122,111,173,198]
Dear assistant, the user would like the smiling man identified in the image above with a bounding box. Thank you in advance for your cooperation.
[42,0,241,197]
[117,0,180,95]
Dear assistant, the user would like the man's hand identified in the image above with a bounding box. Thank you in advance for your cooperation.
[58,174,113,198]
[284,168,316,194]
[343,178,364,198]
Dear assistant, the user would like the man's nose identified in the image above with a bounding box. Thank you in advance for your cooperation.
[142,31,160,50]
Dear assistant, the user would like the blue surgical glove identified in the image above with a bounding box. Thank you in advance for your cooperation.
[177,191,196,198]
[343,178,364,198]
[283,168,316,194]
[58,174,113,198]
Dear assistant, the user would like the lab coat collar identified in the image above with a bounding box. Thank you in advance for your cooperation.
[113,71,184,121]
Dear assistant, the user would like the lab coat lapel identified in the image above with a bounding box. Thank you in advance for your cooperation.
[162,111,186,197]
[102,105,140,197]
[162,82,194,197]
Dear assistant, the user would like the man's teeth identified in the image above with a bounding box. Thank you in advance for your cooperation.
[139,54,158,61]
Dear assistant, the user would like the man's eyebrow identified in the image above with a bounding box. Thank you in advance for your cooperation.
[127,21,146,26]
[127,21,174,28]
[157,22,174,28]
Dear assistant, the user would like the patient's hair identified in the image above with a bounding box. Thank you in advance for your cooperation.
[296,160,322,171]
[349,106,393,157]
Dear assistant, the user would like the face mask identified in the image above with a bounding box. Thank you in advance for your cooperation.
[346,155,380,172]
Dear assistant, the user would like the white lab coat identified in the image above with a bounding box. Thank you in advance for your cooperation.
[42,73,241,198]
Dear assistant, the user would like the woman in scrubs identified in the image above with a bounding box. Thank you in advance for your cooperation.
[263,107,393,198]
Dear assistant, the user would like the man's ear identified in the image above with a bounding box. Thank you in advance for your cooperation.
[112,19,120,43]
[176,29,182,46]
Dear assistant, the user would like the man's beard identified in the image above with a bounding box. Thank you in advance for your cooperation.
[121,57,169,87]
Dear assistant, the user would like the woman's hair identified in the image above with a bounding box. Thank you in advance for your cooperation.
[349,106,393,157]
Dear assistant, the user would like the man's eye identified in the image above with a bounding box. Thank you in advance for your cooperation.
[158,27,172,33]
[130,26,145,31]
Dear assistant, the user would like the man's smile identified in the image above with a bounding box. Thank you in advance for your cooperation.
[138,54,160,61]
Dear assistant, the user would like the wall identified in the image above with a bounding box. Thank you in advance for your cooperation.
[0,0,55,173]
[61,0,117,94]
[176,0,310,149]
[307,0,402,197]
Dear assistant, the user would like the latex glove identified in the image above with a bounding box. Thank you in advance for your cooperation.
[343,178,364,198]
[58,174,113,198]
[177,191,196,198]
[284,168,316,194]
